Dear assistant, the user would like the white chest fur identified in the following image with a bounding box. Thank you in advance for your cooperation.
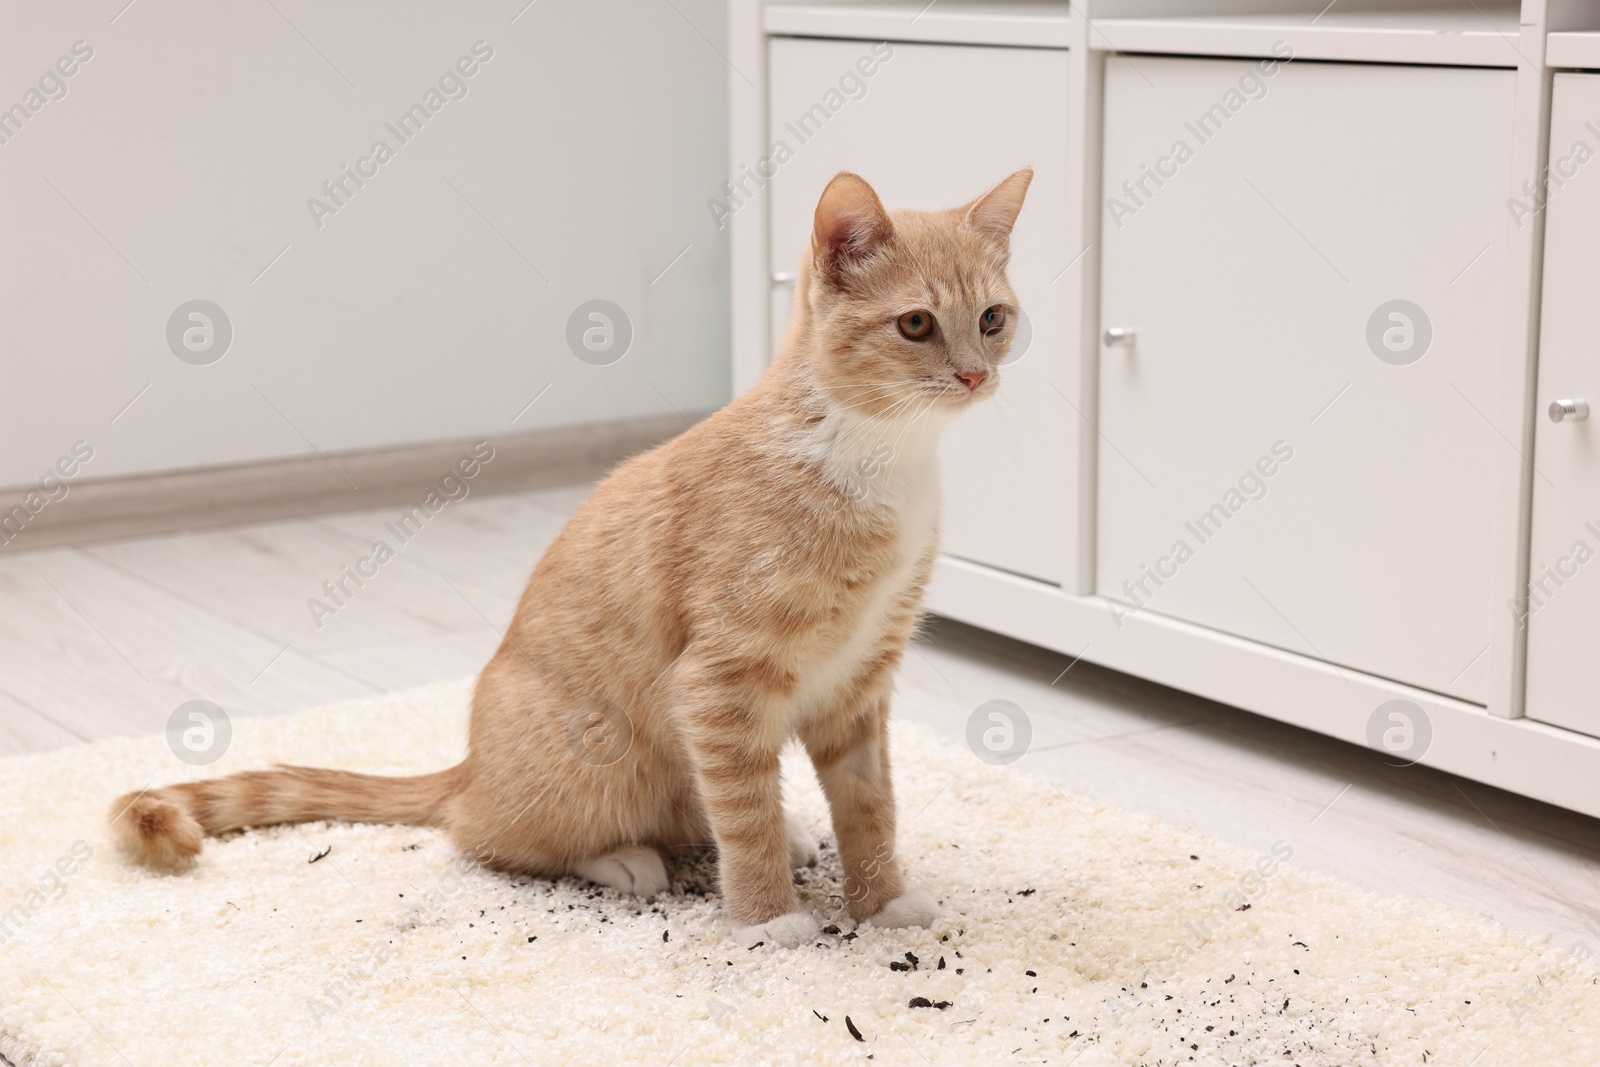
[786,398,948,723]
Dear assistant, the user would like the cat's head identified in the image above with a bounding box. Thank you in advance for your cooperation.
[801,168,1032,417]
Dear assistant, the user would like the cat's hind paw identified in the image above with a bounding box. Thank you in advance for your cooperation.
[731,910,819,948]
[864,887,940,929]
[785,813,820,869]
[574,845,669,898]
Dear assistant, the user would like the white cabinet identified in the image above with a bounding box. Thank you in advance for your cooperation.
[730,3,1600,818]
[1525,73,1600,738]
[765,37,1076,586]
[1097,57,1515,702]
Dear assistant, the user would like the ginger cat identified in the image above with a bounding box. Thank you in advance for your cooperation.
[110,168,1032,947]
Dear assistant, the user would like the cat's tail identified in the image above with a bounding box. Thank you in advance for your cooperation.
[108,764,463,869]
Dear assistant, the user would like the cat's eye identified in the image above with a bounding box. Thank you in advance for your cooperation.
[897,310,935,341]
[981,305,1008,336]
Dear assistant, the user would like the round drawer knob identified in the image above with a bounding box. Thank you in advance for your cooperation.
[1550,398,1590,423]
[1103,326,1136,348]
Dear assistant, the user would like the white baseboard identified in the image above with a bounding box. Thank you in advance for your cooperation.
[927,555,1600,821]
[0,414,698,553]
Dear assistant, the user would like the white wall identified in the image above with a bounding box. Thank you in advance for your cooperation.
[0,0,730,486]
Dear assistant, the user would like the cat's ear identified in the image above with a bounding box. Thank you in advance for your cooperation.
[961,167,1033,246]
[811,172,894,286]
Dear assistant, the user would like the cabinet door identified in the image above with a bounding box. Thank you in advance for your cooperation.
[1525,74,1600,737]
[767,38,1075,586]
[1097,57,1514,702]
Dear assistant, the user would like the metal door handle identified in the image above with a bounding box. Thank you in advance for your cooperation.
[1550,398,1589,423]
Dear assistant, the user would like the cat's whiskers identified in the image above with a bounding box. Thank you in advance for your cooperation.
[824,379,927,411]
[807,397,919,496]
[826,384,928,416]
[891,395,941,458]
[819,390,948,510]
[829,387,921,445]
[830,376,922,397]
[832,391,924,456]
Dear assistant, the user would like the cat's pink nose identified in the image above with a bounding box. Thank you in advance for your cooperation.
[958,369,988,392]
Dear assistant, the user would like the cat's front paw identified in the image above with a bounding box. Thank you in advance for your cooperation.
[731,910,819,948]
[785,813,820,869]
[863,887,940,929]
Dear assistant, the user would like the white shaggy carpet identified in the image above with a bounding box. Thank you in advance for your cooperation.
[1,681,1596,1067]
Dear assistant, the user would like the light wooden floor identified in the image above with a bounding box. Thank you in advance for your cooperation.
[4,481,1599,963]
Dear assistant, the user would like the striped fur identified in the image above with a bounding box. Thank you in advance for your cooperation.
[110,169,1033,942]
